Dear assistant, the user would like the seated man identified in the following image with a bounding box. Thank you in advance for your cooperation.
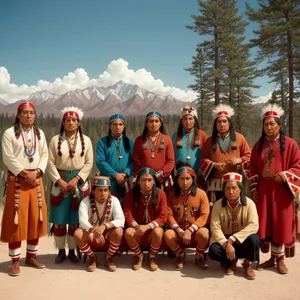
[164,166,210,270]
[209,172,259,280]
[74,175,125,272]
[124,167,167,271]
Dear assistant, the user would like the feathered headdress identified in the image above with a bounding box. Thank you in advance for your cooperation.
[61,106,84,120]
[212,104,235,119]
[180,106,198,119]
[261,103,284,119]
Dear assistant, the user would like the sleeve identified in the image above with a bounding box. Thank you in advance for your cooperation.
[171,132,177,156]
[200,137,215,181]
[210,202,227,245]
[166,191,183,235]
[2,130,24,176]
[161,136,175,178]
[132,137,142,176]
[46,137,61,183]
[123,191,138,227]
[148,189,167,228]
[77,136,93,181]
[110,197,125,228]
[191,190,210,229]
[232,200,259,243]
[123,138,134,177]
[78,197,93,231]
[96,137,117,178]
[239,133,251,162]
[37,130,49,173]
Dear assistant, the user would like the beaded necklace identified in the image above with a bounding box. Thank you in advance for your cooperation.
[20,126,36,163]
[66,131,78,158]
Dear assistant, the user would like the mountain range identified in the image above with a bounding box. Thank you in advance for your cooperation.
[0,81,196,117]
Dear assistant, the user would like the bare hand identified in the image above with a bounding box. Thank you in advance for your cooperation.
[226,243,236,261]
[274,172,284,183]
[57,178,69,193]
[227,158,242,166]
[25,171,37,186]
[135,225,149,237]
[182,230,192,245]
[67,177,79,191]
[251,189,258,203]
[115,173,126,185]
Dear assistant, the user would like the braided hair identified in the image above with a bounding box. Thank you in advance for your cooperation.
[57,119,85,157]
[258,117,285,154]
[211,117,237,151]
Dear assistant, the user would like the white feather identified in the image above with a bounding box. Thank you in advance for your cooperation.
[61,106,84,120]
[212,104,235,119]
[261,103,284,118]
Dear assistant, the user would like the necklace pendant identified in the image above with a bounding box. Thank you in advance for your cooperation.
[186,156,191,160]
[28,157,34,163]
[151,152,154,159]
[118,155,123,159]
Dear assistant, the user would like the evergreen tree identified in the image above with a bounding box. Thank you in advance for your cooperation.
[247,0,300,137]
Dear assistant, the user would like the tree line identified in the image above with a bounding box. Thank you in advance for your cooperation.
[186,0,300,137]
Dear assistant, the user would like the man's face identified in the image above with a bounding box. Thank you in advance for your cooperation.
[181,115,195,131]
[93,186,110,203]
[177,173,193,192]
[263,117,280,139]
[224,181,241,203]
[216,116,230,135]
[137,173,155,194]
[63,117,79,134]
[145,116,161,134]
[109,119,125,138]
[18,107,35,128]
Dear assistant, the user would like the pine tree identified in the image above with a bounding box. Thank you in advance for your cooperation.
[247,0,300,137]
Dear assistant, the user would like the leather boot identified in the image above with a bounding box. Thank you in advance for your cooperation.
[104,255,117,272]
[176,252,186,270]
[25,256,45,269]
[276,258,288,274]
[9,260,20,276]
[132,253,143,271]
[243,260,256,280]
[147,253,158,271]
[68,249,79,263]
[87,255,97,272]
[195,254,208,269]
[55,249,66,264]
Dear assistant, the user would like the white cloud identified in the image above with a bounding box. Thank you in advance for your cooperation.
[0,58,271,104]
[253,92,272,104]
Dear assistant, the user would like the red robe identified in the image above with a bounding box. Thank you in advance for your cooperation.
[124,189,167,228]
[132,133,175,180]
[250,136,300,253]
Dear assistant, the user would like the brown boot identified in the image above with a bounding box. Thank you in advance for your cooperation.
[257,256,276,270]
[87,255,97,272]
[104,255,117,272]
[195,254,208,269]
[224,260,236,275]
[132,253,143,271]
[9,260,20,277]
[276,258,288,274]
[147,253,158,271]
[25,257,45,269]
[176,252,186,270]
[243,260,256,280]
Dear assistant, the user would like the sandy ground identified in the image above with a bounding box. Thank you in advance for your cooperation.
[0,208,300,300]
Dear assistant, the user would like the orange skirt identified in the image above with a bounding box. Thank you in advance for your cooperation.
[0,175,47,243]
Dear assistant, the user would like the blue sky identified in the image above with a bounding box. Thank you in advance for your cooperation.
[0,0,272,103]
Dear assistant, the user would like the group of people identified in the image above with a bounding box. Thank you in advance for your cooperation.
[1,100,299,281]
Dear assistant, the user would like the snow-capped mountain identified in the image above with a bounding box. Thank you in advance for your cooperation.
[0,81,195,117]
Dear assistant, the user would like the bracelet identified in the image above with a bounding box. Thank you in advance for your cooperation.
[75,175,80,181]
[103,222,111,230]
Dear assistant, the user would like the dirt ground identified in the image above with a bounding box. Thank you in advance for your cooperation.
[0,208,300,300]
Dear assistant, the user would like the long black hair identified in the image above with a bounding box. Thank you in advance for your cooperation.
[211,117,236,151]
[106,128,130,152]
[14,111,41,140]
[258,117,285,154]
[176,116,201,149]
[172,175,198,197]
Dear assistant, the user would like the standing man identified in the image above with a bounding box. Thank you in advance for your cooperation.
[164,167,210,270]
[200,104,251,205]
[172,106,207,173]
[133,111,175,190]
[1,101,48,276]
[47,106,93,264]
[250,104,300,274]
[74,175,125,272]
[96,114,134,207]
[124,168,167,271]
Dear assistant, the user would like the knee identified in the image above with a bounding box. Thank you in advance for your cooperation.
[196,227,210,241]
[124,228,135,239]
[152,227,164,238]
[245,234,260,247]
[111,227,124,238]
[73,228,84,240]
[164,229,176,241]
